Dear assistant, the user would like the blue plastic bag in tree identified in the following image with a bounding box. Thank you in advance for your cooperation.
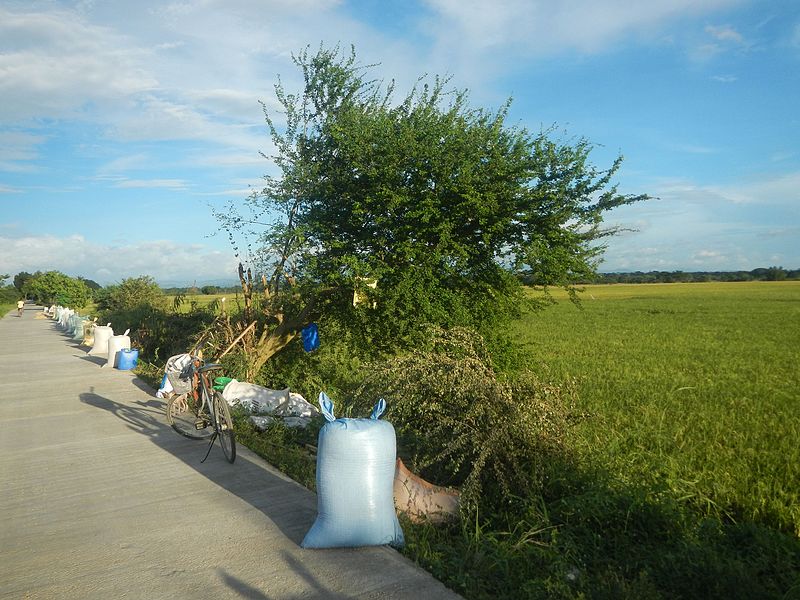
[301,322,320,352]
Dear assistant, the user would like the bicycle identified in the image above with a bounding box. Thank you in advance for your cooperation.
[165,356,236,463]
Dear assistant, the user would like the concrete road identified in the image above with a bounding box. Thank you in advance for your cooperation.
[0,305,462,600]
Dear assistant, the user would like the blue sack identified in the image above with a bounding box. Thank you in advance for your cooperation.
[301,392,403,549]
[301,323,320,352]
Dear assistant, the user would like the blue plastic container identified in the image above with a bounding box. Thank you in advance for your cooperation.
[117,348,139,370]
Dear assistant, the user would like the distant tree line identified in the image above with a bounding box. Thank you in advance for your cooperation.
[4,265,796,310]
[161,284,241,296]
[586,266,798,284]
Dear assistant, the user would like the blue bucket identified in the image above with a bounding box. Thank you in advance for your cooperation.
[117,348,139,370]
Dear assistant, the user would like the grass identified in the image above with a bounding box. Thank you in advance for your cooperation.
[396,281,800,599]
[168,292,243,314]
[517,281,799,536]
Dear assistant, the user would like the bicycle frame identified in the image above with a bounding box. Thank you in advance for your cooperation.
[188,359,221,426]
[173,356,235,463]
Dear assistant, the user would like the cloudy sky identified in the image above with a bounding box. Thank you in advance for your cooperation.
[1,0,798,285]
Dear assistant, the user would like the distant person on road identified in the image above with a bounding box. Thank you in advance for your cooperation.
[17,299,24,317]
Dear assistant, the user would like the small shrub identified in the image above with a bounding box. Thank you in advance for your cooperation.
[353,326,574,513]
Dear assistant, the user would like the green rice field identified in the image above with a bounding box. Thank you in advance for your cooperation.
[518,281,799,536]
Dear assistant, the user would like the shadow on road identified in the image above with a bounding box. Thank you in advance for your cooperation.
[78,389,316,547]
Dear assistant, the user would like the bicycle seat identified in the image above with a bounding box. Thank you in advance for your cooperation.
[198,363,224,373]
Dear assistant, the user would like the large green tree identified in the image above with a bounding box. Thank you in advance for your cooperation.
[226,45,648,358]
[26,271,91,308]
[95,276,165,312]
[13,271,33,294]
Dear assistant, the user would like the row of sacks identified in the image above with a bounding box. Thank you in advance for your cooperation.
[47,305,135,369]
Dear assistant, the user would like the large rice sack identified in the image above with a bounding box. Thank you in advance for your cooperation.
[58,308,73,330]
[72,317,88,340]
[88,325,113,356]
[82,319,98,347]
[301,393,404,549]
[104,330,131,368]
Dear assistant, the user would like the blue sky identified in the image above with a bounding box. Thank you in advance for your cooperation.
[1,0,798,286]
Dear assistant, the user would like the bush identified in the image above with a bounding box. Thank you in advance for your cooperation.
[352,326,573,513]
[96,276,166,312]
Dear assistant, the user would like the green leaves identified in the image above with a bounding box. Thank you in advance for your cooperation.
[233,44,648,356]
[25,271,91,308]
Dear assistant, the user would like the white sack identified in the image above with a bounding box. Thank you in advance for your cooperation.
[104,330,131,368]
[222,380,289,413]
[72,317,88,340]
[273,392,319,418]
[88,325,114,356]
[301,393,403,548]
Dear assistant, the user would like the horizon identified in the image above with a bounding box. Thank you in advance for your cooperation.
[1,0,798,285]
[6,266,798,291]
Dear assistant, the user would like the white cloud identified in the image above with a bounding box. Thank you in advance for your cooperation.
[706,172,800,205]
[705,24,744,44]
[669,143,718,154]
[0,8,158,121]
[648,171,800,206]
[600,171,800,271]
[0,130,47,172]
[419,0,741,77]
[114,178,190,189]
[0,184,21,193]
[689,21,751,62]
[712,74,738,82]
[0,234,239,285]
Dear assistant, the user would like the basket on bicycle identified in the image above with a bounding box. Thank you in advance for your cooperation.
[165,353,194,395]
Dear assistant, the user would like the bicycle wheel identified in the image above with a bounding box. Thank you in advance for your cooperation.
[166,393,214,440]
[212,391,236,463]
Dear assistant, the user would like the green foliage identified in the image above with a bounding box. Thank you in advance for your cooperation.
[765,265,788,281]
[224,44,647,355]
[77,276,102,291]
[0,283,18,315]
[0,285,18,303]
[13,271,32,293]
[96,275,166,313]
[594,267,800,284]
[107,306,216,362]
[401,474,800,600]
[250,319,364,400]
[25,271,91,308]
[352,326,572,513]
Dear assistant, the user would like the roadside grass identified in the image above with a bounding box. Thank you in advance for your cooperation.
[398,281,800,599]
[517,281,799,536]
